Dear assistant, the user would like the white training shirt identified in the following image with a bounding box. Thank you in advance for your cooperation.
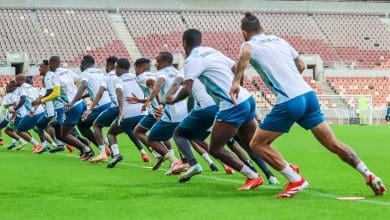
[100,70,118,105]
[157,66,188,123]
[54,67,79,109]
[177,69,215,110]
[184,46,251,111]
[243,34,312,104]
[136,71,159,110]
[80,67,111,107]
[2,92,18,120]
[43,71,57,117]
[18,83,44,115]
[115,72,147,119]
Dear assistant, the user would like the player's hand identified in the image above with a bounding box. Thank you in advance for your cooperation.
[142,100,151,111]
[229,82,240,105]
[126,93,139,104]
[117,109,124,126]
[165,94,174,104]
[81,109,92,121]
[153,105,163,120]
[146,79,155,88]
[31,99,41,106]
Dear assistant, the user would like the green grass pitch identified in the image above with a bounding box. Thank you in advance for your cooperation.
[0,125,389,219]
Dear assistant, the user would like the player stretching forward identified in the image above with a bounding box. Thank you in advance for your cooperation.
[12,74,44,153]
[67,55,111,150]
[141,52,187,173]
[1,81,26,149]
[176,29,263,190]
[34,56,93,159]
[232,12,385,197]
[105,58,148,168]
[132,58,172,170]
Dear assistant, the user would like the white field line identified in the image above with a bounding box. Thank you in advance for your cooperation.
[48,152,390,207]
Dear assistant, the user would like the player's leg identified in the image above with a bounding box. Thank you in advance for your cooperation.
[16,114,44,153]
[36,115,53,153]
[117,114,150,162]
[311,121,386,195]
[147,120,181,173]
[235,120,279,184]
[106,122,124,168]
[92,106,118,159]
[61,102,93,159]
[190,140,218,171]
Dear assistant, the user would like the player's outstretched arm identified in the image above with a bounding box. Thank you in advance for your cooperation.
[168,79,193,105]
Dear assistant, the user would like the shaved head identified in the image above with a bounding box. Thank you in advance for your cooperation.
[15,74,25,87]
[49,56,61,72]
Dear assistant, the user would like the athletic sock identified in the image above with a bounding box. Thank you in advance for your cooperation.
[18,138,25,144]
[98,145,106,157]
[356,161,373,180]
[111,144,120,156]
[30,138,39,146]
[12,138,16,144]
[83,146,91,153]
[164,150,178,164]
[151,149,161,158]
[103,137,109,146]
[240,165,259,179]
[280,162,301,182]
[201,152,213,165]
[140,149,146,154]
[244,160,257,172]
[168,148,174,156]
[42,141,48,148]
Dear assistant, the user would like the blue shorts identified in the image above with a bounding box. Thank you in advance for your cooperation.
[7,116,21,130]
[0,119,9,129]
[216,97,256,128]
[36,115,54,129]
[54,108,65,125]
[16,113,45,132]
[139,112,157,130]
[64,101,87,126]
[117,115,144,136]
[148,120,179,141]
[260,91,325,133]
[95,106,119,127]
[176,105,218,141]
[79,102,111,127]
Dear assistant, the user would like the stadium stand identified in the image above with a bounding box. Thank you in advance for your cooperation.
[0,6,389,110]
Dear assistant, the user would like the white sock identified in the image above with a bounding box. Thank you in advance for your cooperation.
[140,149,146,154]
[111,143,120,156]
[42,141,48,147]
[168,148,174,155]
[164,150,177,164]
[356,161,373,180]
[151,149,161,158]
[280,163,301,182]
[201,152,213,165]
[30,138,39,146]
[83,146,91,153]
[18,138,25,144]
[104,137,109,146]
[12,138,16,144]
[240,165,259,179]
[99,145,106,156]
